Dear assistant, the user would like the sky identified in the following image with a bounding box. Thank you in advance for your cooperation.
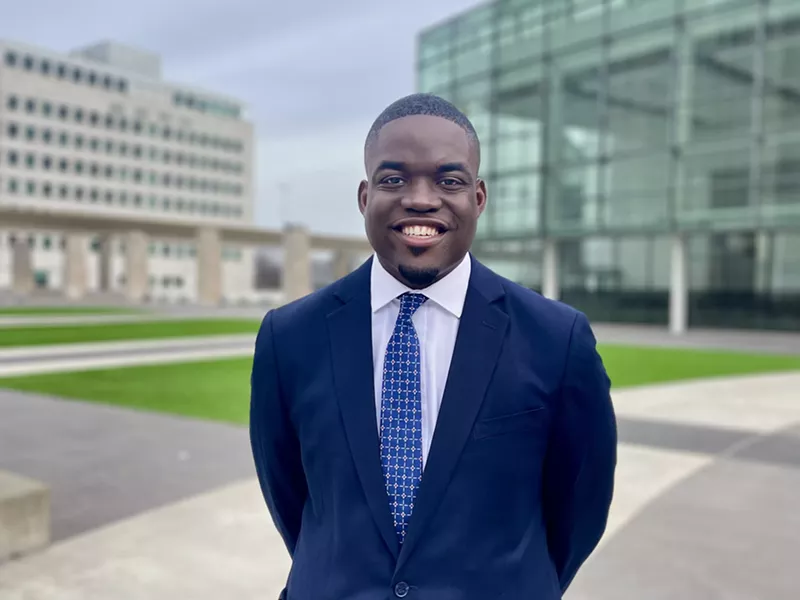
[0,0,484,237]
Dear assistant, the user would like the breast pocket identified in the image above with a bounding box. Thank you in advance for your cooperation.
[472,406,547,441]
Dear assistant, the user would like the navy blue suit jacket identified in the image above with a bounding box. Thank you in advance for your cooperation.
[250,256,617,600]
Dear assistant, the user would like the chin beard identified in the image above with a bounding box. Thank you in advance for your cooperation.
[398,264,440,289]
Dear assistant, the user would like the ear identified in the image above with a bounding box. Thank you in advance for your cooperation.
[475,178,487,216]
[358,180,368,215]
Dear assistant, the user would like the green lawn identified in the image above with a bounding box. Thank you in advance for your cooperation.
[0,344,797,425]
[0,306,141,316]
[0,318,261,347]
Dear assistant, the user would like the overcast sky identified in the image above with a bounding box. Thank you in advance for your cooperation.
[0,0,483,237]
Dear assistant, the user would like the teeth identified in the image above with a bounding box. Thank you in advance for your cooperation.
[402,225,439,238]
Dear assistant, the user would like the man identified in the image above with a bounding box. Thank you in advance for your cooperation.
[250,93,617,599]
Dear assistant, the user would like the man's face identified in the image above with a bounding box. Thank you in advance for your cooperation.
[358,115,487,289]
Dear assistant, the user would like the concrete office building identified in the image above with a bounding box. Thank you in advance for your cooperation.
[0,40,257,304]
[417,0,800,331]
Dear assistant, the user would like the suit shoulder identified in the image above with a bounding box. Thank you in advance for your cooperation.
[494,272,583,328]
[260,281,339,334]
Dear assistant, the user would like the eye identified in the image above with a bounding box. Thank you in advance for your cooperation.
[379,175,405,186]
[440,177,463,188]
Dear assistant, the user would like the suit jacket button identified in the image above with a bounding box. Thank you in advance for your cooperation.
[394,581,410,597]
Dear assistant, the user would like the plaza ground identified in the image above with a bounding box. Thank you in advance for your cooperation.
[1,371,798,599]
[0,312,798,598]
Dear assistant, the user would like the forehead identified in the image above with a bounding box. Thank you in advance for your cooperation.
[368,115,476,171]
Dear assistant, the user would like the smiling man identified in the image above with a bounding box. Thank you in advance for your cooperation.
[250,93,617,600]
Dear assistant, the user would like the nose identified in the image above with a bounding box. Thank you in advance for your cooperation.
[402,179,441,212]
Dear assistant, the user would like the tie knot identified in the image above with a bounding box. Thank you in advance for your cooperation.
[398,292,427,318]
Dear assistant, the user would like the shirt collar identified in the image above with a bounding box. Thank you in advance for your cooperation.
[370,253,471,318]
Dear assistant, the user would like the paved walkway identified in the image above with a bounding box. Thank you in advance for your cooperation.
[0,372,798,598]
[0,335,255,377]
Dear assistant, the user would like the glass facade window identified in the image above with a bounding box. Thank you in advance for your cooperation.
[417,0,800,330]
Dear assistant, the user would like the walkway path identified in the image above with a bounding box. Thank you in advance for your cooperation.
[0,372,798,598]
[0,335,255,377]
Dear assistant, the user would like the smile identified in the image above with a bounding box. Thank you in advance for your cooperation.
[391,222,448,248]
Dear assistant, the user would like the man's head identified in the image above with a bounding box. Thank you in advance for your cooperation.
[359,93,486,289]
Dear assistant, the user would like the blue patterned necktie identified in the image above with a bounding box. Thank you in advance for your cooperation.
[380,292,427,543]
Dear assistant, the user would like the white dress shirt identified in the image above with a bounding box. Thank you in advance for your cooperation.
[370,254,471,467]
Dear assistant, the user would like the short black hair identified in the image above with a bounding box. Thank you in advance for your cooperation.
[364,93,480,166]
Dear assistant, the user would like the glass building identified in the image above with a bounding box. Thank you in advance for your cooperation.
[417,0,800,332]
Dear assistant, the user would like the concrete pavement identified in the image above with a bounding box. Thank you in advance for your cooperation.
[0,335,255,377]
[0,372,799,598]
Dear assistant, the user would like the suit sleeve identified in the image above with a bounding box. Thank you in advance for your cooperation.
[543,311,617,592]
[250,310,308,556]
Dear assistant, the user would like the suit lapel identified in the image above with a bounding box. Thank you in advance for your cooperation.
[397,259,508,568]
[327,259,400,559]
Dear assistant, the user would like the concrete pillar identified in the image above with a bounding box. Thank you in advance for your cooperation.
[669,235,689,335]
[98,234,113,291]
[542,239,560,301]
[11,235,34,295]
[63,234,88,300]
[125,230,149,303]
[283,224,312,302]
[197,227,222,306]
[332,250,352,281]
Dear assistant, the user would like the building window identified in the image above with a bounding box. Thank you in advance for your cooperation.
[23,55,34,70]
[4,51,16,67]
[163,151,171,164]
[119,142,128,156]
[75,187,84,201]
[90,138,100,152]
[40,60,51,75]
[105,165,114,178]
[26,180,36,195]
[7,123,18,138]
[75,134,84,149]
[25,98,36,113]
[6,95,18,110]
[42,156,52,170]
[101,75,111,89]
[163,197,171,210]
[90,163,99,176]
[42,183,52,198]
[56,64,67,78]
[133,145,142,158]
[42,129,53,144]
[8,179,18,194]
[133,169,143,182]
[106,140,114,153]
[7,151,18,166]
[42,101,52,117]
[88,72,97,86]
[149,123,158,136]
[119,118,127,132]
[134,193,143,206]
[118,80,128,93]
[74,108,84,123]
[59,158,68,172]
[72,67,82,83]
[90,189,99,202]
[58,105,68,120]
[59,132,68,146]
[25,154,35,169]
[119,192,128,205]
[133,121,143,134]
[105,114,114,129]
[74,160,84,174]
[104,190,113,204]
[59,185,68,199]
[25,126,35,141]
[89,111,99,126]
